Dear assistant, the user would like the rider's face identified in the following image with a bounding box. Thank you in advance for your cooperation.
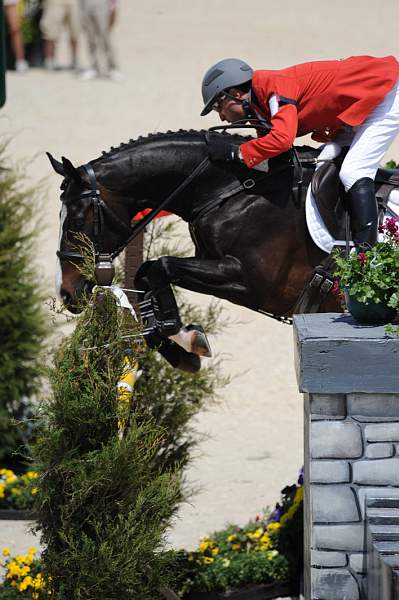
[213,88,248,123]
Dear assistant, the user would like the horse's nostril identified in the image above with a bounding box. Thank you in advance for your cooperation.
[60,289,72,305]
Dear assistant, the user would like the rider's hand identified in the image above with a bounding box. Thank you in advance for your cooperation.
[207,138,240,163]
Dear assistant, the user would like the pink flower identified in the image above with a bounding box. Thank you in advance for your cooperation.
[378,223,386,233]
[386,217,399,236]
[331,280,341,296]
[357,252,368,265]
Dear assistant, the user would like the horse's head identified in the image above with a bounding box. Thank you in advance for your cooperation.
[48,153,131,313]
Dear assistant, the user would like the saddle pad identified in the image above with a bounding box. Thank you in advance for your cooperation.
[306,184,399,254]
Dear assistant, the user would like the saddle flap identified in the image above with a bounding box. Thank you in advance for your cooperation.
[311,160,347,240]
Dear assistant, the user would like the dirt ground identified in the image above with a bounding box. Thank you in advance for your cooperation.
[1,0,399,560]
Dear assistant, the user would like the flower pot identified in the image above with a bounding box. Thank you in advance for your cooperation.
[185,581,293,600]
[344,290,397,326]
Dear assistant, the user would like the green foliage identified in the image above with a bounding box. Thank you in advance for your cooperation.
[333,219,399,307]
[0,146,48,468]
[177,550,288,595]
[384,160,399,170]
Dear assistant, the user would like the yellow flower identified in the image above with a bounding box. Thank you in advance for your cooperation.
[27,471,39,480]
[10,487,22,496]
[2,547,10,557]
[227,534,236,542]
[259,534,272,549]
[231,543,241,551]
[0,483,5,499]
[28,547,37,556]
[32,487,38,496]
[203,556,214,564]
[199,541,210,553]
[266,522,281,532]
[20,565,30,576]
[19,575,33,591]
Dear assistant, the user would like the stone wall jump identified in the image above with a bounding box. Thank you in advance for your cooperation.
[294,313,399,600]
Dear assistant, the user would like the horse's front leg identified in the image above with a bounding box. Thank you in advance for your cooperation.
[135,259,212,357]
[135,254,249,348]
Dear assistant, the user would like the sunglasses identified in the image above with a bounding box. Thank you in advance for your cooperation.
[211,92,237,112]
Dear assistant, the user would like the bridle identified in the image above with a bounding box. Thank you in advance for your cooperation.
[57,158,210,284]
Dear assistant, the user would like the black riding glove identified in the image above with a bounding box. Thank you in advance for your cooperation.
[207,138,240,163]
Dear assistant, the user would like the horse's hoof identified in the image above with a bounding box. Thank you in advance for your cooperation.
[184,325,212,357]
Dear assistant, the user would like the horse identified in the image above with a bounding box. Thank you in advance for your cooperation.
[49,129,341,372]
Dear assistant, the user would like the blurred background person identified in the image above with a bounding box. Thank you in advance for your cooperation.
[3,0,29,73]
[79,0,121,80]
[40,0,80,70]
[108,0,117,29]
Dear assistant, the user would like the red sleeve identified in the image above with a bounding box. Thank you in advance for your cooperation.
[240,103,298,168]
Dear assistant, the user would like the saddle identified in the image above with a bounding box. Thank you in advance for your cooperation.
[311,160,399,240]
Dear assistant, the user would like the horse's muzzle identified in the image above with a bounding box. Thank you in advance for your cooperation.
[61,280,93,314]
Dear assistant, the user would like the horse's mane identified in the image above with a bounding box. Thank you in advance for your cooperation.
[97,128,319,163]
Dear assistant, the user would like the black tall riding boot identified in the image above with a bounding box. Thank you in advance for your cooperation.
[346,177,378,250]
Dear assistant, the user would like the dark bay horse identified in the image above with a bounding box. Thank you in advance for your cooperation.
[49,130,340,371]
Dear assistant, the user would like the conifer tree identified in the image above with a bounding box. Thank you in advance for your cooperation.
[0,148,47,468]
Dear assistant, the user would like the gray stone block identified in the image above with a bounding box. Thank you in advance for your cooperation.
[294,313,399,394]
[311,550,347,568]
[314,523,365,552]
[312,485,360,523]
[311,568,359,600]
[365,443,394,459]
[311,461,350,483]
[358,488,399,519]
[353,458,399,485]
[311,422,363,459]
[349,553,367,574]
[348,393,399,421]
[310,393,346,419]
[365,424,399,442]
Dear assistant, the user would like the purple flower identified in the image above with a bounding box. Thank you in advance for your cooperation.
[298,466,304,486]
[268,504,283,523]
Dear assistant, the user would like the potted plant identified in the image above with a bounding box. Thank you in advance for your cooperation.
[174,477,303,600]
[333,217,399,325]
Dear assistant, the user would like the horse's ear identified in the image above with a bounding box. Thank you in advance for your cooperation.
[46,152,65,176]
[61,156,82,185]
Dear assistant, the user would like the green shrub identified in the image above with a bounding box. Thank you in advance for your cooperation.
[0,147,47,469]
[32,289,180,599]
[32,262,225,599]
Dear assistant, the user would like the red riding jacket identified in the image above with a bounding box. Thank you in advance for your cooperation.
[240,55,399,168]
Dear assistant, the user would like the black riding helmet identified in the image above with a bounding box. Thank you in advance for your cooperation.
[200,58,253,116]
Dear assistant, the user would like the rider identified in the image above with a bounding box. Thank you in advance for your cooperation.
[200,56,399,249]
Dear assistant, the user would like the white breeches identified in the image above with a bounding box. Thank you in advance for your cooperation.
[339,79,399,191]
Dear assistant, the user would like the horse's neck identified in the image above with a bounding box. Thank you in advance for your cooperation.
[97,140,209,220]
